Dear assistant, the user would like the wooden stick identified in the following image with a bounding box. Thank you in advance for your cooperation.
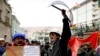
[51,5,62,11]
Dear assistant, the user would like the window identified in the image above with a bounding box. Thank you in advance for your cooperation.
[45,32,48,35]
[92,14,97,17]
[38,37,43,40]
[6,17,10,22]
[92,4,96,7]
[0,10,2,13]
[44,37,49,42]
[6,9,10,17]
[5,9,10,25]
[4,35,7,40]
[5,16,10,25]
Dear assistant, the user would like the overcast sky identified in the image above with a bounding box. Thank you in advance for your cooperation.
[8,0,85,27]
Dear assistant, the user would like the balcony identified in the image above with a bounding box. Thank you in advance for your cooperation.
[72,18,100,36]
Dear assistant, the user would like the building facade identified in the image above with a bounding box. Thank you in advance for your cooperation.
[70,0,100,36]
[11,15,20,36]
[0,0,12,42]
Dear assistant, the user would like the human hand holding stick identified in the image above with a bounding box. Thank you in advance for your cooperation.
[51,5,71,22]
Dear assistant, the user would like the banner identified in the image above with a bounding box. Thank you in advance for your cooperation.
[68,32,98,56]
[6,46,40,56]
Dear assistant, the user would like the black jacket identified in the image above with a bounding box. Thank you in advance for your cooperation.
[48,17,71,56]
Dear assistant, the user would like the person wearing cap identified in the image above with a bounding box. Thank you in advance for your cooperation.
[41,42,50,56]
[25,39,30,45]
[85,42,97,56]
[11,33,27,46]
[0,38,6,56]
[31,40,40,46]
[47,9,71,56]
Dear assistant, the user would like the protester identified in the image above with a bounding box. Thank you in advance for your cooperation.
[77,44,87,56]
[85,42,97,56]
[77,42,97,56]
[31,40,40,46]
[11,33,27,46]
[47,9,71,56]
[41,42,50,56]
[0,38,6,56]
[67,46,72,56]
[96,45,100,56]
[25,39,30,45]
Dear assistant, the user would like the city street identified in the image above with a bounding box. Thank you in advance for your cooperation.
[0,0,100,56]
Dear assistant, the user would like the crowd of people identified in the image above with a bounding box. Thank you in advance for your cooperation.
[77,42,96,56]
[77,42,100,56]
[0,9,71,56]
[0,9,100,56]
[0,36,100,56]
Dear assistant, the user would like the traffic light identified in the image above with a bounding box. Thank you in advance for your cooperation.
[92,0,98,2]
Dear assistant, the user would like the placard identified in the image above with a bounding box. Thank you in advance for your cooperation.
[23,46,40,56]
[6,46,40,56]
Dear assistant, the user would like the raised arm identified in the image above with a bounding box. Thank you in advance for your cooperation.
[61,9,71,43]
[60,9,71,56]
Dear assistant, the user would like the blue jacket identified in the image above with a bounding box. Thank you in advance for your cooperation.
[0,46,6,56]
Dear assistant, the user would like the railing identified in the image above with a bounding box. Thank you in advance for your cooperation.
[72,18,100,36]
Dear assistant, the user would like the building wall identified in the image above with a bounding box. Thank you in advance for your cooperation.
[0,0,11,24]
[11,15,20,36]
[70,0,100,36]
[18,27,27,34]
[71,0,100,26]
[0,0,12,42]
[0,23,11,41]
[72,1,93,25]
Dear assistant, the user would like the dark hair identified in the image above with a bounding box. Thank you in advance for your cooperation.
[31,40,37,44]
[45,42,49,44]
[49,32,61,37]
[26,39,29,42]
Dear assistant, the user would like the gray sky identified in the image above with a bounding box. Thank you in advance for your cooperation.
[8,0,85,27]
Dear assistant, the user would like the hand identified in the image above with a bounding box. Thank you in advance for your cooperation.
[61,9,71,22]
[61,9,66,16]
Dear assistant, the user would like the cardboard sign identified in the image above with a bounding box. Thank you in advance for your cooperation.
[6,46,40,56]
[23,46,40,56]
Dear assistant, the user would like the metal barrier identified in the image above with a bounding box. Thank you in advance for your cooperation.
[72,18,100,36]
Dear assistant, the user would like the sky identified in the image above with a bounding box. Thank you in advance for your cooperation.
[8,0,85,27]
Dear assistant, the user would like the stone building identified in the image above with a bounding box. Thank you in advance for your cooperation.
[0,0,12,42]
